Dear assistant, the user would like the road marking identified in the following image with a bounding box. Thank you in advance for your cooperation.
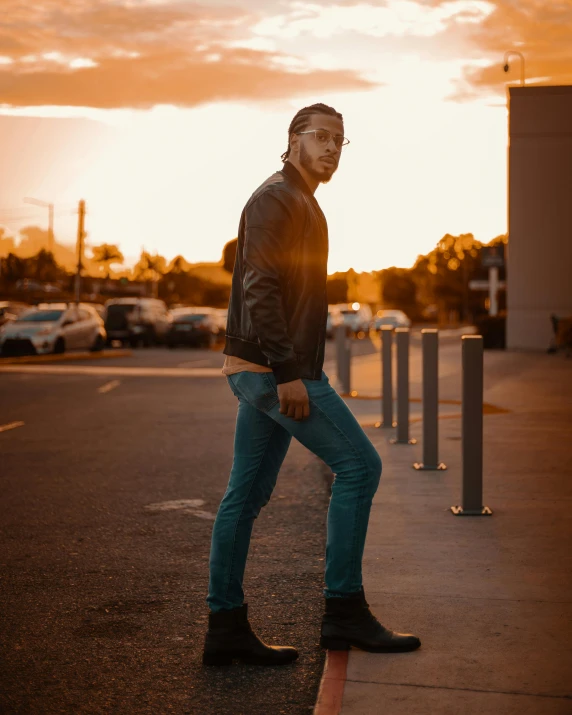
[0,421,25,433]
[144,499,216,520]
[98,380,121,394]
[0,365,223,378]
[145,499,205,511]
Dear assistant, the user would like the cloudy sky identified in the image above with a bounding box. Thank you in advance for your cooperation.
[0,0,570,272]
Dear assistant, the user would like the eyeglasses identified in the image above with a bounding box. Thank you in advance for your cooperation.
[296,129,350,150]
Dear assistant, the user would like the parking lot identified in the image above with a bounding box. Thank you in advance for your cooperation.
[0,342,341,714]
[0,330,421,714]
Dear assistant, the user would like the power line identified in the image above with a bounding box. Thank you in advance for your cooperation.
[0,210,77,223]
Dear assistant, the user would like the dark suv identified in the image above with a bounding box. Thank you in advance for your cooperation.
[104,298,171,347]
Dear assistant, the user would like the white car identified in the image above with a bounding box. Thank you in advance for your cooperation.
[372,310,412,331]
[340,303,373,336]
[0,303,106,356]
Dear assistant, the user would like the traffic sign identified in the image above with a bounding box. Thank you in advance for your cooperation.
[481,245,505,268]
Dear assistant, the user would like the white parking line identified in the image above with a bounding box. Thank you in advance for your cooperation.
[0,421,25,433]
[98,380,121,394]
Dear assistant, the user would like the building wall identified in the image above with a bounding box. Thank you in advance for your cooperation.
[507,86,572,350]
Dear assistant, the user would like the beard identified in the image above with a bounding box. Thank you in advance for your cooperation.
[299,143,337,184]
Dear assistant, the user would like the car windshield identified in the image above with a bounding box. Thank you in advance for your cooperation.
[107,304,135,315]
[17,310,64,322]
[176,314,207,323]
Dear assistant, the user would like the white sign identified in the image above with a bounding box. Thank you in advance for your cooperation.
[469,280,506,291]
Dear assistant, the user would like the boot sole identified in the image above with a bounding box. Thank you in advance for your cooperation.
[320,636,420,653]
[202,651,299,667]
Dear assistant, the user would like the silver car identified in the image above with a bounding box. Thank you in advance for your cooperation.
[372,309,412,332]
[0,303,106,356]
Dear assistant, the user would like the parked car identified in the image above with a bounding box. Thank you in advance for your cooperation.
[0,302,106,356]
[213,308,228,334]
[166,308,221,348]
[14,279,60,293]
[326,305,343,339]
[0,301,29,327]
[104,298,171,347]
[339,303,373,337]
[83,302,106,320]
[372,309,412,331]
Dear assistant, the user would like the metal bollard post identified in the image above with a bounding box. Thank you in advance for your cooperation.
[335,323,351,395]
[451,335,492,516]
[413,329,447,470]
[390,328,416,445]
[375,326,394,428]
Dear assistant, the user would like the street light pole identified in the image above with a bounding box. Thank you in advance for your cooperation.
[503,51,525,87]
[74,200,86,303]
[23,197,54,253]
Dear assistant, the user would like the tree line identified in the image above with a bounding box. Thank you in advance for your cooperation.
[0,227,506,319]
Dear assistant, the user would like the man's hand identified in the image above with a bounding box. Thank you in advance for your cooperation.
[278,379,310,421]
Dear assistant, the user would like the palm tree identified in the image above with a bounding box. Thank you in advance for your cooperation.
[92,243,124,279]
[134,251,166,298]
[167,255,190,274]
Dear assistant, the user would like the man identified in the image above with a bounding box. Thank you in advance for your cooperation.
[204,103,421,666]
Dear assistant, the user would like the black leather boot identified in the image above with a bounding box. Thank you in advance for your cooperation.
[320,589,421,653]
[202,604,299,666]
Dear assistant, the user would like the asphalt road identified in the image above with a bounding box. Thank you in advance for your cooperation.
[0,343,355,715]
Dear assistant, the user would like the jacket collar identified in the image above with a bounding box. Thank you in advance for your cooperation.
[281,161,314,198]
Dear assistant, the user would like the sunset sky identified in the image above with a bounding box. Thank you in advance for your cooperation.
[1,0,570,273]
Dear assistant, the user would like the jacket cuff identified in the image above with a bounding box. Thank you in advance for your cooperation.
[272,360,302,384]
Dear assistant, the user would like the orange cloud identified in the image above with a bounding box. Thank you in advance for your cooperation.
[0,0,375,109]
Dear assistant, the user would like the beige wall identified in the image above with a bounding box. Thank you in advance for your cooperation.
[507,86,572,350]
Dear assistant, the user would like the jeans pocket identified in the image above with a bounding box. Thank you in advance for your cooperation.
[226,375,240,397]
[232,372,279,412]
[262,372,279,395]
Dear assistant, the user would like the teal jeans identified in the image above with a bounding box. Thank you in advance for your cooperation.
[207,370,382,612]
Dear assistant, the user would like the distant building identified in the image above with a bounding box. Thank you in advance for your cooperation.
[507,85,572,350]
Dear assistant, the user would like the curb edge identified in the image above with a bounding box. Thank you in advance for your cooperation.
[314,650,349,715]
[0,349,132,365]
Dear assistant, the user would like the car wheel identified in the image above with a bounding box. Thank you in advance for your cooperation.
[142,329,155,348]
[90,335,105,352]
[53,337,65,354]
[129,336,140,349]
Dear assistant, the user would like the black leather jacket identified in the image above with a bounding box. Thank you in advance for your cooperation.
[224,161,329,383]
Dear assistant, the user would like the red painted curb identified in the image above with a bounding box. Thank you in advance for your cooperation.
[314,650,349,715]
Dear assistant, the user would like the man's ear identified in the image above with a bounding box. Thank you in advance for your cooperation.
[289,132,299,156]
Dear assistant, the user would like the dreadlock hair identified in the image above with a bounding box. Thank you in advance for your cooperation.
[281,103,343,163]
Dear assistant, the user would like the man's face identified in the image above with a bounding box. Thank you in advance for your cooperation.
[294,114,345,184]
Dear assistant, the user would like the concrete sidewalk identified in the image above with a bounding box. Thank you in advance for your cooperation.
[328,350,572,714]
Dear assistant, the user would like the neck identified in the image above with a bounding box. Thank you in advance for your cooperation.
[286,157,319,194]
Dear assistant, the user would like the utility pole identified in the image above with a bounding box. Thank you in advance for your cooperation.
[48,202,54,253]
[74,200,86,303]
[23,197,54,253]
